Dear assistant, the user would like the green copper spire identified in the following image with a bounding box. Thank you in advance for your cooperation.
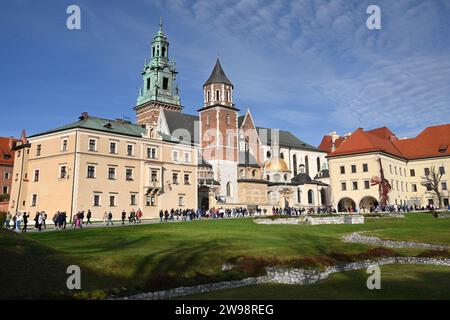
[136,19,180,107]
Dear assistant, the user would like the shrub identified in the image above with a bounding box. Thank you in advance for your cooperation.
[0,211,7,227]
[418,249,450,259]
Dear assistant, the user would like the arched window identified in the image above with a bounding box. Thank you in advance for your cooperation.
[317,157,321,172]
[267,151,271,158]
[226,90,230,101]
[266,175,270,181]
[152,47,155,57]
[305,156,309,175]
[293,154,298,176]
[284,174,288,181]
[162,47,166,57]
[297,189,301,203]
[320,188,327,205]
[252,170,256,177]
[216,90,220,101]
[308,190,314,205]
[280,152,284,159]
[226,182,232,197]
[207,90,210,102]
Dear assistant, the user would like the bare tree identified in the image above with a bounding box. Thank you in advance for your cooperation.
[421,165,444,208]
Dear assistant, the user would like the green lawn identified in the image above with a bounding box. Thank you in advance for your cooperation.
[1,213,449,299]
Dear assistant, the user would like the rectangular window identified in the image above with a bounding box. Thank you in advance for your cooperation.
[394,166,397,175]
[93,195,100,207]
[31,194,37,206]
[60,165,67,179]
[439,166,445,175]
[109,195,116,207]
[172,151,179,162]
[184,152,190,163]
[351,165,356,173]
[110,142,117,154]
[424,168,430,176]
[2,186,8,194]
[364,180,370,189]
[127,144,134,156]
[146,195,156,206]
[146,78,150,90]
[130,194,136,206]
[4,172,11,180]
[162,77,169,90]
[178,196,185,206]
[184,174,190,185]
[341,182,347,191]
[87,166,95,178]
[61,139,68,151]
[442,182,448,191]
[352,181,358,190]
[362,163,368,172]
[412,184,417,192]
[36,144,41,156]
[34,170,40,182]
[88,139,97,151]
[108,168,116,180]
[151,170,158,182]
[172,173,179,184]
[126,168,133,181]
[410,169,415,177]
[340,166,345,174]
[147,147,157,159]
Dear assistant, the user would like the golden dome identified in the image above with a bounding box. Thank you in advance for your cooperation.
[264,157,290,172]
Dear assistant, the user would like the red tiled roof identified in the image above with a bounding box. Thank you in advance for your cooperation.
[318,135,344,153]
[324,124,450,160]
[0,137,15,166]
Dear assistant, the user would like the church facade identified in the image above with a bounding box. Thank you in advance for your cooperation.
[9,22,331,220]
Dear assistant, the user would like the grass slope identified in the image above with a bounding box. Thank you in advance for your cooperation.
[1,213,449,299]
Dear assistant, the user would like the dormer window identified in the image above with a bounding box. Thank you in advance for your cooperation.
[439,144,448,153]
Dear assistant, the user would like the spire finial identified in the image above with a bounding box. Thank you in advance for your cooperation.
[159,17,163,30]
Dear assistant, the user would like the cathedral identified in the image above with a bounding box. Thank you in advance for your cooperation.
[135,21,331,211]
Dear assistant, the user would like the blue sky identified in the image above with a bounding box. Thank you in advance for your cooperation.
[1,0,449,146]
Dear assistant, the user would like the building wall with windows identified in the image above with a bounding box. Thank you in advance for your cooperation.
[322,125,450,211]
[9,119,197,221]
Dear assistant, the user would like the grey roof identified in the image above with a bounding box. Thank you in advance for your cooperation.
[29,115,146,138]
[198,156,212,167]
[256,127,322,152]
[204,58,233,87]
[314,169,330,179]
[238,115,245,127]
[291,173,328,186]
[238,150,260,167]
[164,110,199,144]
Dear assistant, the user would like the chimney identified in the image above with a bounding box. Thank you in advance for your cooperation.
[79,112,89,120]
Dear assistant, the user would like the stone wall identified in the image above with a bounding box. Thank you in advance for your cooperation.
[306,215,364,225]
[117,257,450,300]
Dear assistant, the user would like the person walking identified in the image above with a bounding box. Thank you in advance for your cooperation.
[15,212,22,232]
[52,212,59,229]
[121,210,126,225]
[107,211,113,226]
[22,212,29,233]
[4,211,12,229]
[159,210,164,223]
[37,212,44,232]
[103,211,108,225]
[86,210,92,225]
[136,209,142,223]
[41,211,47,229]
[34,212,40,230]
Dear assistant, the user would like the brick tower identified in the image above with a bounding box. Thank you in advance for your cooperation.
[199,58,239,202]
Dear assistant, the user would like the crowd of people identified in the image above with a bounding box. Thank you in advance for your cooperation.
[3,211,48,232]
[3,203,448,232]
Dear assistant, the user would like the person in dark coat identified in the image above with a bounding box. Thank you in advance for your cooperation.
[86,210,92,224]
[22,212,29,233]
